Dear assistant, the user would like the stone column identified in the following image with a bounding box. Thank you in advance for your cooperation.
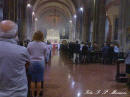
[92,0,99,43]
[82,9,89,42]
[3,0,27,42]
[85,9,92,42]
[76,9,80,41]
[0,0,3,20]
[17,0,27,42]
[26,4,33,40]
[119,0,130,52]
[96,0,106,45]
[3,0,9,19]
[3,0,17,21]
[92,0,106,46]
[75,9,80,40]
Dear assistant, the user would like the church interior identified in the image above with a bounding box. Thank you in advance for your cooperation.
[1,0,130,50]
[0,0,130,97]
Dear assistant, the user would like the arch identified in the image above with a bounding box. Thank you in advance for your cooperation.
[106,0,120,11]
[32,0,76,17]
[35,2,72,19]
[39,6,69,21]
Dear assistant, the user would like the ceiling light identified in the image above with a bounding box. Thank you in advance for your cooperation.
[74,14,77,19]
[27,3,31,8]
[80,7,84,12]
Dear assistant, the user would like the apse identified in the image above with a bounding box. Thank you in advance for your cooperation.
[27,0,76,42]
[37,8,70,43]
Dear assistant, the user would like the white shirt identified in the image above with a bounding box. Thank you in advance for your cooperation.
[80,44,84,51]
[27,41,47,61]
[46,44,52,55]
[0,38,30,97]
[125,50,130,64]
[58,44,60,50]
[114,46,119,53]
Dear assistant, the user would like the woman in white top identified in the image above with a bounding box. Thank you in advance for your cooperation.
[27,31,46,97]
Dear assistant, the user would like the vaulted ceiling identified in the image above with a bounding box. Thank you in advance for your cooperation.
[29,0,120,30]
[30,0,120,15]
[26,0,121,41]
[31,0,76,18]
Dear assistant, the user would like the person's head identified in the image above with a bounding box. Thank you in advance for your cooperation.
[47,40,50,45]
[107,43,110,47]
[84,42,87,45]
[88,42,91,47]
[128,47,130,50]
[93,42,97,46]
[0,20,18,39]
[110,43,114,47]
[76,41,78,44]
[104,43,106,46]
[114,43,119,47]
[32,31,44,42]
[94,42,97,44]
[81,42,84,44]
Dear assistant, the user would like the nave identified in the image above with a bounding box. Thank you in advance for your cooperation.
[42,50,129,97]
[0,0,130,97]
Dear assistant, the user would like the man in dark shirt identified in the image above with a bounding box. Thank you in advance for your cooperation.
[82,43,88,64]
[102,43,109,64]
[73,41,80,64]
[108,43,114,64]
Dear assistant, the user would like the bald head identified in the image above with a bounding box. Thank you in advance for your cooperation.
[0,20,18,39]
[0,20,18,33]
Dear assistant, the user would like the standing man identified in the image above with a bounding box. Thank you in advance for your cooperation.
[102,43,109,64]
[0,20,30,97]
[73,41,80,64]
[114,44,120,63]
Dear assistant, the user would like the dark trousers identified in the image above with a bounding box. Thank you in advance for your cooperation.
[126,64,130,74]
[114,53,118,63]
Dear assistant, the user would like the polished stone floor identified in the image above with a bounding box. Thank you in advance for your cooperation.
[43,50,130,97]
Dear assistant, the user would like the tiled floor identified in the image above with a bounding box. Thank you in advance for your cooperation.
[43,50,130,97]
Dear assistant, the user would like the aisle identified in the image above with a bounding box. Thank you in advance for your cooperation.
[43,50,129,97]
